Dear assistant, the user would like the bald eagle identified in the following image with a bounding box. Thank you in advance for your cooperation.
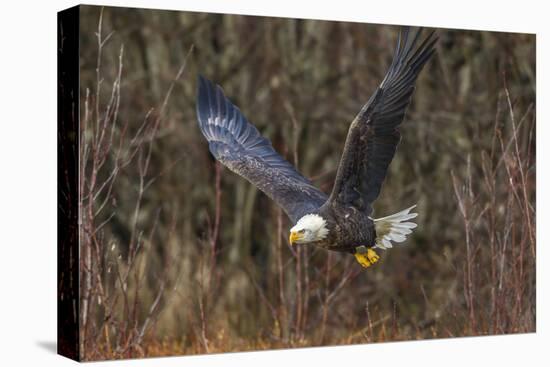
[196,27,437,268]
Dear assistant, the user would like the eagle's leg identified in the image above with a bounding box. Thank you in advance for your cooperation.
[354,246,380,268]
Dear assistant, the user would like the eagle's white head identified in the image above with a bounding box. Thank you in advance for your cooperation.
[289,214,329,245]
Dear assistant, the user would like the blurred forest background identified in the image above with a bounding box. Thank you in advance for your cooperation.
[77,5,536,361]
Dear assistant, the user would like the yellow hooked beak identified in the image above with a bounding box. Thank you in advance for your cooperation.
[289,231,303,245]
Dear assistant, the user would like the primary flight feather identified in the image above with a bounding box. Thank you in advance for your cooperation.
[196,27,437,268]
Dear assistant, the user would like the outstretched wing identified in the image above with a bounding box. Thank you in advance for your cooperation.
[196,76,328,223]
[328,27,437,215]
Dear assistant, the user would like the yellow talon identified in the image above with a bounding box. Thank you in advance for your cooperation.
[354,248,380,268]
[367,248,380,264]
[354,252,372,267]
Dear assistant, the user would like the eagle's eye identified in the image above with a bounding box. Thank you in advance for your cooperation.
[298,229,306,234]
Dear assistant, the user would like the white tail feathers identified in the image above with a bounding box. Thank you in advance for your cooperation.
[373,205,418,250]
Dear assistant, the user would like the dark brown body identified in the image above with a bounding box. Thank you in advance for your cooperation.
[312,202,376,253]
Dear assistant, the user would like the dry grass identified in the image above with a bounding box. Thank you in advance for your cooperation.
[77,6,535,361]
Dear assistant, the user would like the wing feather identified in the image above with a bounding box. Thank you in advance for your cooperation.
[196,76,328,223]
[328,27,437,214]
